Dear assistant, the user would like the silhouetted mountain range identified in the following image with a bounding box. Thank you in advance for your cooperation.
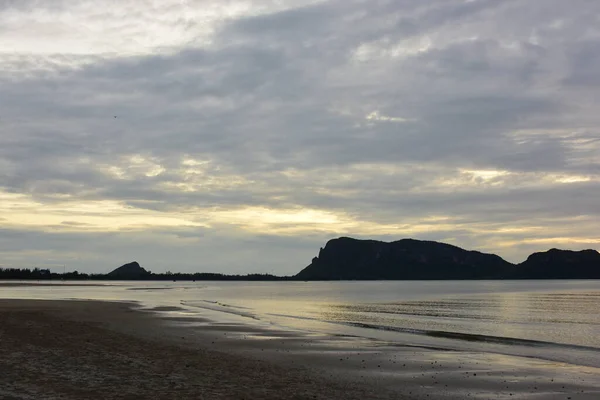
[514,248,600,279]
[294,237,600,280]
[2,237,599,280]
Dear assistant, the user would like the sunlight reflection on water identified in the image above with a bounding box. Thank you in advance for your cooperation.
[2,279,600,366]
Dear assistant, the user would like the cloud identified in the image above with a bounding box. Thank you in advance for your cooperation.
[366,111,412,123]
[1,0,599,272]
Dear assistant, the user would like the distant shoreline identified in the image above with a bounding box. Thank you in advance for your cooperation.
[3,277,600,282]
[3,236,600,281]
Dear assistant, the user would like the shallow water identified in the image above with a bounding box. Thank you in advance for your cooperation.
[2,279,600,367]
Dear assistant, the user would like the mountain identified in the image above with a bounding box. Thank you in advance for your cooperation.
[107,261,150,279]
[295,237,514,280]
[98,242,599,281]
[515,248,600,279]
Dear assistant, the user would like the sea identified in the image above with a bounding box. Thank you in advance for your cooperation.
[2,280,600,368]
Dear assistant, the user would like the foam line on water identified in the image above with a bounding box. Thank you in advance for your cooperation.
[181,300,260,320]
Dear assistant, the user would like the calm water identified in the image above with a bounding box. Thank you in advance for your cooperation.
[3,280,600,366]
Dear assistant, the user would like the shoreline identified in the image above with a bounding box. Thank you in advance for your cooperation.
[0,299,398,400]
[1,299,599,399]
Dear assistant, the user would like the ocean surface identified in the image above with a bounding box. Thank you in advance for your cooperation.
[2,280,600,368]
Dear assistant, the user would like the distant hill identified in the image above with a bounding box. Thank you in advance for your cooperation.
[295,237,600,280]
[107,261,150,279]
[514,248,600,279]
[295,237,514,280]
[4,239,598,281]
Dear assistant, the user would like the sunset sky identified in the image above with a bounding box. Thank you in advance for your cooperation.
[1,0,599,274]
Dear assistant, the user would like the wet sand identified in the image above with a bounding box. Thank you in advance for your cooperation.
[1,299,599,399]
[0,282,112,287]
[161,318,600,399]
[0,299,397,400]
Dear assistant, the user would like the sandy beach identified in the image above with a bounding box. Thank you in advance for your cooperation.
[1,297,599,399]
[0,299,398,400]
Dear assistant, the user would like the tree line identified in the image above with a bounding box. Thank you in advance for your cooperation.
[0,268,289,281]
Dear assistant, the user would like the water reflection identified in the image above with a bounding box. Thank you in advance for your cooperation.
[2,280,600,366]
[320,292,600,349]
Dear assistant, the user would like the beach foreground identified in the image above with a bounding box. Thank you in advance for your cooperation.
[0,299,395,400]
[1,298,599,399]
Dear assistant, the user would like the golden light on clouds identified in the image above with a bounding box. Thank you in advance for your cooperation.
[209,206,343,232]
[0,189,474,237]
[100,155,166,180]
[207,207,483,237]
[433,168,596,190]
[548,174,591,184]
[495,237,600,249]
[3,152,596,247]
[461,169,509,181]
[524,237,600,245]
[433,169,509,189]
[0,191,204,232]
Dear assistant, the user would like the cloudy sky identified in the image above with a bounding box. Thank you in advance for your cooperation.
[1,0,599,274]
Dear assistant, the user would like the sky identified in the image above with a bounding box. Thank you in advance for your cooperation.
[1,0,599,275]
